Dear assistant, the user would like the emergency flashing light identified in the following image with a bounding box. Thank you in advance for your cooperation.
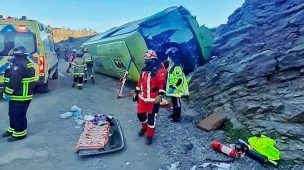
[21,16,27,20]
[18,25,27,32]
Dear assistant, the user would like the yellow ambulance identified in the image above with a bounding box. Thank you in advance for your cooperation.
[0,16,58,93]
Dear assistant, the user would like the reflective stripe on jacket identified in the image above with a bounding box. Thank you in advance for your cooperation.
[166,65,189,97]
[3,57,35,101]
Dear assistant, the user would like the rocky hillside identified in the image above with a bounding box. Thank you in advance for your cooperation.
[52,28,97,58]
[52,27,97,43]
[190,0,304,162]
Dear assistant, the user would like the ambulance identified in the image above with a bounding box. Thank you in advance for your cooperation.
[0,16,58,93]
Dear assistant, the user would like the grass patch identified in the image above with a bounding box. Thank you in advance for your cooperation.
[222,119,253,144]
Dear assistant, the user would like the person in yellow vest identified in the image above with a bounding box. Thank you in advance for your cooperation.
[165,47,189,122]
[2,46,35,142]
[83,48,95,84]
[72,50,86,90]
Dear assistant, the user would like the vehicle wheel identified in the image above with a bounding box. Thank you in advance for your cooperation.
[35,77,50,93]
[52,68,58,80]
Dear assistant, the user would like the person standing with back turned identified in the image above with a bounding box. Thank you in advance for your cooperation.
[2,46,35,142]
[83,48,95,84]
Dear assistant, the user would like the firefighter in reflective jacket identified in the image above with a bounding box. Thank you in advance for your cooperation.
[165,47,189,122]
[72,50,86,90]
[83,48,95,84]
[133,50,167,145]
[2,46,35,142]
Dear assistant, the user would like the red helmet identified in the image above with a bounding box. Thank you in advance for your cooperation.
[143,50,157,60]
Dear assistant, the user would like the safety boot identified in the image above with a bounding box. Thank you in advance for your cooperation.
[138,129,147,137]
[146,136,153,145]
[72,83,76,88]
[2,132,11,138]
[84,79,88,83]
[7,135,26,142]
[79,86,83,90]
[91,77,95,84]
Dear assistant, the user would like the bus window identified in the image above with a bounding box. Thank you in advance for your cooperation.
[14,33,36,54]
[0,34,4,54]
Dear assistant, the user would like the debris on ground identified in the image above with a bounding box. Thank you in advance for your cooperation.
[190,165,197,170]
[83,115,95,121]
[199,162,230,170]
[167,161,179,170]
[70,105,83,119]
[197,112,226,131]
[60,112,73,119]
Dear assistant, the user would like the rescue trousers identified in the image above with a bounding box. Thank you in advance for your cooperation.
[171,97,181,121]
[73,76,84,87]
[7,100,31,138]
[137,99,159,137]
[84,65,94,81]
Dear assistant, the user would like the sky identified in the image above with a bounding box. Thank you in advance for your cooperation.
[0,0,245,33]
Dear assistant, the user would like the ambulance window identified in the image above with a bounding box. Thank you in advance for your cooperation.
[0,34,4,53]
[43,39,50,53]
[49,37,55,52]
[14,33,36,54]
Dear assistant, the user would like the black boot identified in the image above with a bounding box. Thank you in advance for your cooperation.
[91,77,95,84]
[84,79,88,83]
[138,129,147,137]
[2,132,12,138]
[72,83,76,88]
[79,86,83,90]
[146,136,153,145]
[7,135,26,142]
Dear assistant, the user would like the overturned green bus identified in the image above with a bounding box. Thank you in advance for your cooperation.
[82,6,213,82]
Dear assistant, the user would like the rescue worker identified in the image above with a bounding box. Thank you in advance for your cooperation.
[2,46,35,142]
[83,48,95,84]
[66,49,77,73]
[72,50,86,90]
[133,50,167,145]
[165,47,189,122]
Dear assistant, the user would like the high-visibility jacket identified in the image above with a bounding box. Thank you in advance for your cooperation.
[3,57,35,101]
[165,63,189,98]
[83,52,93,66]
[136,64,166,102]
[72,58,86,76]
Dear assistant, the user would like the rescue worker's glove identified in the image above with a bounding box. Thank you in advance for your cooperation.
[168,88,174,94]
[3,94,10,101]
[133,90,139,102]
[155,95,163,105]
